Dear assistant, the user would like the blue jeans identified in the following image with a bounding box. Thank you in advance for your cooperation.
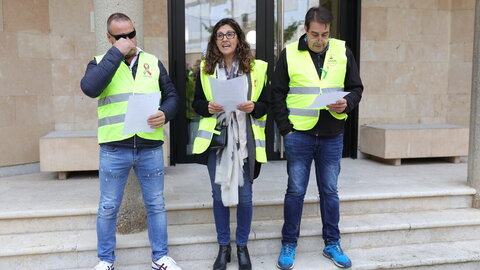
[207,151,253,246]
[281,132,343,245]
[97,145,168,263]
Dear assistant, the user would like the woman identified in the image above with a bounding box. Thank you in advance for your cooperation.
[191,18,269,270]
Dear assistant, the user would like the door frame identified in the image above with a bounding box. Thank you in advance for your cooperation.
[167,0,187,164]
[339,0,362,158]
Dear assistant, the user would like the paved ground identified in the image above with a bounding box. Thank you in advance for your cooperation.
[0,156,470,216]
[0,156,476,270]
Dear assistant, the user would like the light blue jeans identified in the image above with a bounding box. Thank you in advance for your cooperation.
[97,145,168,263]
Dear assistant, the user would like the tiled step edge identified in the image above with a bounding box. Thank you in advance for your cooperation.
[73,239,480,270]
[2,208,480,257]
[0,185,475,219]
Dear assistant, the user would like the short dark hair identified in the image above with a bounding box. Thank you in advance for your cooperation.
[107,13,132,32]
[304,6,333,31]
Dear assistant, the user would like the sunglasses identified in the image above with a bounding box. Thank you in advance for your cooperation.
[109,29,136,40]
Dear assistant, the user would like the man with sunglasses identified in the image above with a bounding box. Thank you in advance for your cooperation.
[80,13,181,270]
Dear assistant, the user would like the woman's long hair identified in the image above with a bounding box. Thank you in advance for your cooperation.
[203,18,254,75]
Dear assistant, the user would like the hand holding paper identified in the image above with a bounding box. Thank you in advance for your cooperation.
[236,101,255,113]
[209,76,248,112]
[308,91,348,109]
[208,101,224,114]
[326,98,347,113]
[147,110,166,128]
[123,92,161,135]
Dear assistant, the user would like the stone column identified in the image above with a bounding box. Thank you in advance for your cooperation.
[115,170,147,234]
[94,0,147,233]
[94,0,144,55]
[468,0,480,209]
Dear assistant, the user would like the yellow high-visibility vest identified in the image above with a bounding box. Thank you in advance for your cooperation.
[94,52,163,143]
[286,38,348,131]
[192,60,268,163]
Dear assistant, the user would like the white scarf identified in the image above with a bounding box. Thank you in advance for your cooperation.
[214,60,248,206]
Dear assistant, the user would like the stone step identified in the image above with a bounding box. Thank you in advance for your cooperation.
[0,210,96,235]
[173,239,480,270]
[2,208,480,269]
[29,239,480,270]
[1,159,473,235]
[0,189,474,235]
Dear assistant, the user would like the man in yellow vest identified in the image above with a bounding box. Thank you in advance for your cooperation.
[272,7,363,270]
[80,13,181,270]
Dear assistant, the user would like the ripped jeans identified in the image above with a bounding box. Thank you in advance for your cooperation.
[97,145,168,263]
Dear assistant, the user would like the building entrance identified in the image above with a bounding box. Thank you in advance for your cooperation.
[168,0,361,164]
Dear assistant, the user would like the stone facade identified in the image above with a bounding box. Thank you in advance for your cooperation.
[1,0,55,166]
[0,0,475,166]
[0,0,169,167]
[360,0,475,127]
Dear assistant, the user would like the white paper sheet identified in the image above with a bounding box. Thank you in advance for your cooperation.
[123,92,161,135]
[308,91,348,109]
[209,76,248,112]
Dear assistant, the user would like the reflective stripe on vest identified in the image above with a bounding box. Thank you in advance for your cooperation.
[196,129,213,140]
[286,39,348,131]
[251,116,267,162]
[95,52,163,143]
[289,108,319,117]
[192,117,216,154]
[289,87,319,95]
[98,114,125,127]
[322,87,344,94]
[255,140,266,147]
[192,59,268,163]
[98,93,147,107]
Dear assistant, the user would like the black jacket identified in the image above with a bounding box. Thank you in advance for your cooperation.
[271,35,363,137]
[80,46,179,148]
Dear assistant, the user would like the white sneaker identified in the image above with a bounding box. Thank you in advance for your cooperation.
[152,256,182,270]
[91,261,114,270]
